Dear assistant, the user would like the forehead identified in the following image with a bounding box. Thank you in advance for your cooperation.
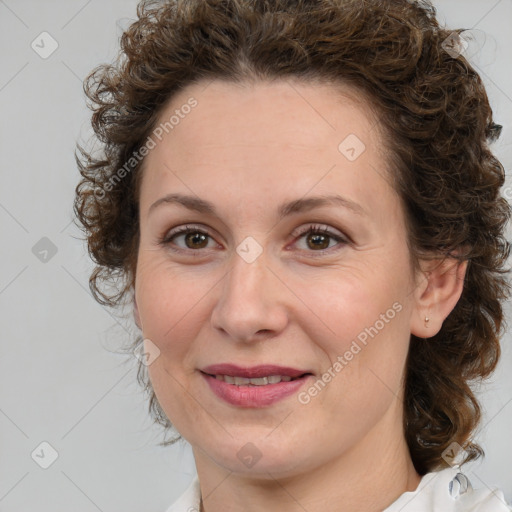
[145,79,386,171]
[138,78,396,223]
[153,78,383,153]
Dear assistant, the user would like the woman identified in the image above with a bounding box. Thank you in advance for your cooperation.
[74,0,511,510]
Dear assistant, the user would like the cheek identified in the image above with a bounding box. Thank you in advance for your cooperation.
[147,360,201,441]
[136,260,211,429]
[305,263,407,345]
[135,254,213,338]
[304,266,411,402]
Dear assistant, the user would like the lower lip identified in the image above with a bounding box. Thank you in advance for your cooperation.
[201,372,312,407]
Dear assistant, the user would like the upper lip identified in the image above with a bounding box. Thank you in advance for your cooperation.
[201,364,312,379]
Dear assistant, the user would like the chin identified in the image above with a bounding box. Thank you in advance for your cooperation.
[198,436,317,479]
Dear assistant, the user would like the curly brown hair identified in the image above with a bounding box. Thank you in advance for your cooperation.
[73,0,511,475]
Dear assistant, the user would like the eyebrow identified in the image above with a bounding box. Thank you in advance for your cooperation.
[148,192,367,219]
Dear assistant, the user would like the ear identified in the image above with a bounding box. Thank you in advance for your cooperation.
[133,295,142,330]
[410,256,468,338]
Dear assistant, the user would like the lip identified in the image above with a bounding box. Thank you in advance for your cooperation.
[201,363,312,379]
[199,364,314,408]
[201,372,313,407]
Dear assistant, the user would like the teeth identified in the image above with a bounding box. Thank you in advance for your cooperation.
[214,374,294,385]
[234,376,254,385]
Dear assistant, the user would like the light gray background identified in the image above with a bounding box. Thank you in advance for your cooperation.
[0,1,511,510]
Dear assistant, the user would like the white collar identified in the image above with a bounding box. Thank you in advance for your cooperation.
[383,466,510,511]
[166,466,511,512]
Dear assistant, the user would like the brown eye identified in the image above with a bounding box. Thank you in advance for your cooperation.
[293,224,348,253]
[160,225,216,252]
[305,232,330,250]
[183,231,209,249]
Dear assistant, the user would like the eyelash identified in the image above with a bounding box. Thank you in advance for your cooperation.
[158,223,349,256]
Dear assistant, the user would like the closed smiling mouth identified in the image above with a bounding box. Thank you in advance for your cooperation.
[199,363,314,407]
[202,373,309,385]
[200,363,314,386]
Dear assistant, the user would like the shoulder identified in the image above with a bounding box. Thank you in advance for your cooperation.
[384,466,512,512]
[164,475,201,512]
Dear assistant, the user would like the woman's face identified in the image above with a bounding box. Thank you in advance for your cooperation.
[134,79,422,478]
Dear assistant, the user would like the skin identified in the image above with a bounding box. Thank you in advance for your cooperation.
[133,78,467,512]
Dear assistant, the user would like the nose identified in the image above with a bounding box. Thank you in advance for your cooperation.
[210,247,289,343]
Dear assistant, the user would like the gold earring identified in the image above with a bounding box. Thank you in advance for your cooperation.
[425,316,430,328]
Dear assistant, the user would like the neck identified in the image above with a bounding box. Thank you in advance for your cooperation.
[193,408,422,512]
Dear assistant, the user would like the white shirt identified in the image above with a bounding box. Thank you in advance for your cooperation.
[165,466,511,512]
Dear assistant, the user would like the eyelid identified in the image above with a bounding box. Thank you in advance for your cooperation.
[159,223,350,254]
[288,223,350,255]
[159,224,217,251]
[162,224,212,242]
[290,223,348,241]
